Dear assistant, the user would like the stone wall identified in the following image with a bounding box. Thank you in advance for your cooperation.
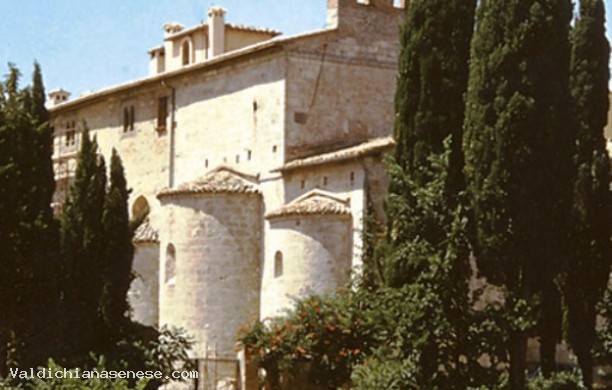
[262,214,352,319]
[158,193,262,359]
[130,242,160,326]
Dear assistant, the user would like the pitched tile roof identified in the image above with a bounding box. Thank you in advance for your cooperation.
[157,166,260,198]
[276,137,395,172]
[133,219,159,244]
[266,190,351,219]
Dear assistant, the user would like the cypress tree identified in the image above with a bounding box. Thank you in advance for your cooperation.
[385,0,476,286]
[393,0,474,199]
[565,0,611,387]
[463,0,573,387]
[60,127,107,360]
[0,64,59,372]
[25,63,60,366]
[100,149,134,334]
[0,65,23,375]
[364,0,476,386]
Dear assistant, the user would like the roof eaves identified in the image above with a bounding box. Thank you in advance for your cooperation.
[274,137,395,173]
[49,28,334,114]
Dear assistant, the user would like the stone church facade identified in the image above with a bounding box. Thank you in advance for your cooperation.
[48,1,406,386]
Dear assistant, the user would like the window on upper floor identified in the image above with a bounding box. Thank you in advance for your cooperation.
[123,106,135,132]
[157,97,168,131]
[65,121,77,147]
[182,41,191,66]
[65,131,76,146]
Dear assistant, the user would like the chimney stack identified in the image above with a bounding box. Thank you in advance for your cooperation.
[48,89,71,107]
[208,7,226,58]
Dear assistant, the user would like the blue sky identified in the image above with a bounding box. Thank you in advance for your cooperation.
[0,0,326,95]
[1,1,611,96]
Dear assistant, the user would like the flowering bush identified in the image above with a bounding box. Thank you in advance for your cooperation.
[239,294,371,389]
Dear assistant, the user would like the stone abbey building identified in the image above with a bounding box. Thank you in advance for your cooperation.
[48,1,406,387]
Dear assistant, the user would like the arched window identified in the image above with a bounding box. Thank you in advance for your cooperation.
[181,40,191,66]
[274,251,283,278]
[165,244,176,284]
[132,196,150,220]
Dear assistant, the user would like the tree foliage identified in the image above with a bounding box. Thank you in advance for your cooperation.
[463,0,574,386]
[60,126,107,361]
[564,0,611,387]
[0,63,59,374]
[100,149,134,334]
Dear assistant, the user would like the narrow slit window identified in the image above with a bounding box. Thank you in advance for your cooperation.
[166,244,176,284]
[130,105,135,130]
[274,251,283,278]
[123,107,129,132]
[157,97,168,130]
[182,41,191,65]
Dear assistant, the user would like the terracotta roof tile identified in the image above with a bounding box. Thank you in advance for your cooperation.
[266,190,351,219]
[133,219,159,244]
[157,166,260,198]
[276,137,395,172]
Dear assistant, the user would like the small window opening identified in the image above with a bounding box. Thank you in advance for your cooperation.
[130,105,135,130]
[300,180,305,189]
[350,171,355,184]
[323,177,328,186]
[294,112,308,124]
[123,107,130,132]
[247,150,252,161]
[236,155,240,164]
[272,145,277,153]
[166,244,176,284]
[205,159,209,168]
[356,0,370,4]
[253,101,258,112]
[393,0,406,8]
[65,130,76,146]
[157,97,168,130]
[182,41,191,66]
[274,251,283,278]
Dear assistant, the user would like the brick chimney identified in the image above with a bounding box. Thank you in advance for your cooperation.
[207,7,226,58]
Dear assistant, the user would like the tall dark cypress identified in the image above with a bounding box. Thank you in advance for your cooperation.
[565,1,611,387]
[100,149,134,334]
[385,0,476,286]
[393,0,474,198]
[368,0,476,387]
[0,66,23,375]
[463,0,573,387]
[0,64,59,372]
[60,127,107,360]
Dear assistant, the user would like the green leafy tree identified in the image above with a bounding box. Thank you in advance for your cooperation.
[347,0,478,387]
[0,64,59,374]
[100,149,134,336]
[392,0,475,200]
[359,149,484,389]
[564,0,611,387]
[60,127,107,362]
[463,0,573,387]
[0,65,25,375]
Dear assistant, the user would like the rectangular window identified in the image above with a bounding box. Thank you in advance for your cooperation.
[123,105,135,132]
[65,130,76,146]
[157,97,168,130]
